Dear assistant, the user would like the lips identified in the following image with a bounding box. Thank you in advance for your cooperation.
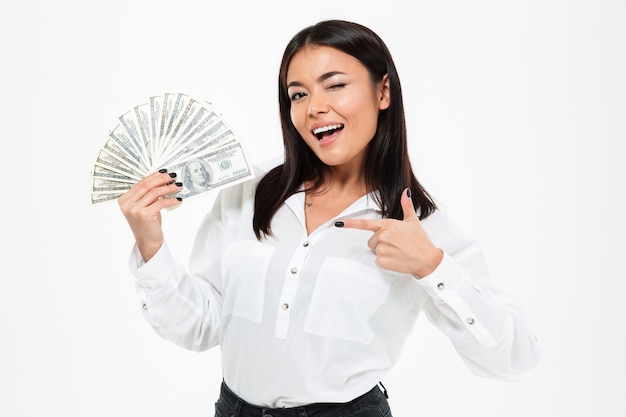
[312,123,344,140]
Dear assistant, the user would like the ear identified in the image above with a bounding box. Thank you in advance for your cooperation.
[378,74,391,110]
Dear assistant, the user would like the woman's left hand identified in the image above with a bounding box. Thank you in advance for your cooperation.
[337,188,443,278]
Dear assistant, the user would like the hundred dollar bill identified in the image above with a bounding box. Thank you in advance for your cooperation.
[149,95,163,161]
[156,92,178,157]
[118,108,151,167]
[92,178,135,194]
[133,102,152,162]
[91,177,135,193]
[168,141,254,199]
[90,192,124,204]
[92,163,142,183]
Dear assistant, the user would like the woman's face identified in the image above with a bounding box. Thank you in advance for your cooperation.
[286,45,389,174]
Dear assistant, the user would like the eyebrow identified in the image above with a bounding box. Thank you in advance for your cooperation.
[287,71,346,88]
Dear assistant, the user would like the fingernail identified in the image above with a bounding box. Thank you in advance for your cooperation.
[175,182,183,187]
[176,197,183,201]
[335,221,344,227]
[158,168,168,173]
[169,172,177,178]
[406,188,412,198]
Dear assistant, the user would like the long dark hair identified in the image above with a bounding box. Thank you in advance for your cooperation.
[253,20,436,239]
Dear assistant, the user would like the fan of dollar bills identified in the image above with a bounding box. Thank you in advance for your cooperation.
[90,92,254,204]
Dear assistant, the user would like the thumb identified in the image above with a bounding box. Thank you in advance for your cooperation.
[401,188,418,221]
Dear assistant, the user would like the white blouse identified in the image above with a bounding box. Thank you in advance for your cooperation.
[129,162,541,407]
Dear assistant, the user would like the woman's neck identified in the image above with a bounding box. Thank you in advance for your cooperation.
[307,167,366,196]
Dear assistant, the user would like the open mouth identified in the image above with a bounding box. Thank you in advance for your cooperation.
[312,124,344,140]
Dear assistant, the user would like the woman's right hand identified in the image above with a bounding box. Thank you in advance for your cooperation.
[118,169,184,262]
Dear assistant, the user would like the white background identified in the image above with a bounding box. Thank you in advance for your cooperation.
[1,0,624,415]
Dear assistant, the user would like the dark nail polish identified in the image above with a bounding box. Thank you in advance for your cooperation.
[169,172,177,178]
[175,182,183,187]
[176,197,183,201]
[158,168,167,173]
[406,188,412,198]
[335,221,344,227]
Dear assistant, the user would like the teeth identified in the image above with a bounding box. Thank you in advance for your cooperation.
[312,124,344,135]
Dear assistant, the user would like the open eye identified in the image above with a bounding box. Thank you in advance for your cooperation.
[290,91,307,101]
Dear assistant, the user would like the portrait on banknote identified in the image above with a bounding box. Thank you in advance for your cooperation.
[90,92,254,204]
[183,159,213,193]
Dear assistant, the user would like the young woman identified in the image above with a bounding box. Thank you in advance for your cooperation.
[119,19,541,417]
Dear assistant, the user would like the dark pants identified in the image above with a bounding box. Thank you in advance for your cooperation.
[214,381,393,417]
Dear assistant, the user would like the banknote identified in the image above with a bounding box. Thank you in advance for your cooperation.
[168,142,253,199]
[90,92,253,204]
[118,108,150,166]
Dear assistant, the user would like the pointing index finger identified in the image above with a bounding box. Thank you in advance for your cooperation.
[335,218,384,231]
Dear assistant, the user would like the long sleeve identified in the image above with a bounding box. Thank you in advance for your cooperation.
[128,195,225,352]
[417,210,542,380]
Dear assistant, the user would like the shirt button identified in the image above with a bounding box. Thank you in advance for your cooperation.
[303,241,310,247]
[290,267,298,274]
[142,303,148,311]
[282,303,289,310]
[467,317,475,325]
[437,282,445,290]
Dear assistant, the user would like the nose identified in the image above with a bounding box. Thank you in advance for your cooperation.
[307,92,329,117]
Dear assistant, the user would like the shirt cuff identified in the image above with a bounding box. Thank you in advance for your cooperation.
[416,252,496,348]
[416,251,467,292]
[128,241,179,289]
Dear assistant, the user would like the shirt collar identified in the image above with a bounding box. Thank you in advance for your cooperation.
[284,187,383,231]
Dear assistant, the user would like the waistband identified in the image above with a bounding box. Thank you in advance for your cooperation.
[216,381,387,417]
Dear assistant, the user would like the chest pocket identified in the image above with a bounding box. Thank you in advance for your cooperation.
[221,240,274,323]
[304,257,394,344]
